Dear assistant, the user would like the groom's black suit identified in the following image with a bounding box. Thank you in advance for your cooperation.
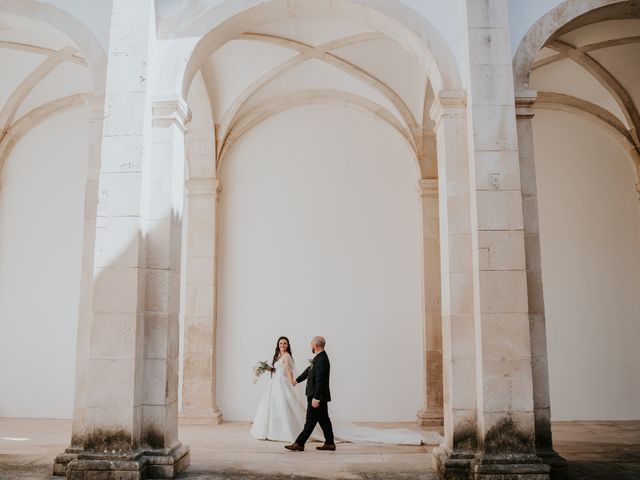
[294,350,334,445]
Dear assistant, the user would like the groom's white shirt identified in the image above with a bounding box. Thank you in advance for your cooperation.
[310,350,322,403]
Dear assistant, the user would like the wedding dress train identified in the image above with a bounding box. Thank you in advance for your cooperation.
[250,353,443,446]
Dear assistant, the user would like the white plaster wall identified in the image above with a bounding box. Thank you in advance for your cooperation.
[0,107,89,418]
[533,109,640,420]
[216,105,424,422]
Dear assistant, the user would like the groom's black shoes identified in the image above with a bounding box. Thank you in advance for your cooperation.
[284,443,304,452]
[316,443,336,451]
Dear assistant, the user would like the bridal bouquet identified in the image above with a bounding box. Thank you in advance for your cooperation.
[252,360,271,383]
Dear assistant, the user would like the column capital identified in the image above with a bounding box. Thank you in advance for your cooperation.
[429,90,467,129]
[515,90,538,119]
[186,177,221,197]
[417,178,439,197]
[152,95,192,133]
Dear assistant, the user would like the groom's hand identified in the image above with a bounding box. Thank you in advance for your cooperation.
[311,399,320,408]
[290,380,297,386]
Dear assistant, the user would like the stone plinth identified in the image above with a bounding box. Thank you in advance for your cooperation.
[54,445,190,479]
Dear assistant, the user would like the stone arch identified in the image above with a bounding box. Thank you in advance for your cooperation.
[155,0,462,101]
[512,0,637,90]
[217,89,418,175]
[511,1,640,472]
[513,0,640,184]
[0,0,106,93]
[0,0,107,442]
[0,1,106,175]
[174,0,457,427]
[513,0,631,91]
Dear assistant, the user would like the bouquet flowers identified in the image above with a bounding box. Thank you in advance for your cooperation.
[252,360,271,383]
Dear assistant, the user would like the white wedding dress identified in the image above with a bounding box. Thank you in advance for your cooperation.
[250,353,443,446]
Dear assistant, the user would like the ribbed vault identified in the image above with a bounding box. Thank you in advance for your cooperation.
[0,14,92,174]
[529,2,640,179]
[194,16,432,174]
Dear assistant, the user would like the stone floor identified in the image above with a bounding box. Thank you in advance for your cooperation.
[0,418,638,479]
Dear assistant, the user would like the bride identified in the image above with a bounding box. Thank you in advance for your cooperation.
[250,336,442,446]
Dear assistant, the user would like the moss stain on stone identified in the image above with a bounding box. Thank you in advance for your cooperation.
[453,418,478,452]
[82,428,132,452]
[143,426,165,449]
[484,417,534,455]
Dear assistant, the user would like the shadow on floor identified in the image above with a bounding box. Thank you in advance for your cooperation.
[567,461,640,480]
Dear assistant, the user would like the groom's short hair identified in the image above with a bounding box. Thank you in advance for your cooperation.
[312,336,326,348]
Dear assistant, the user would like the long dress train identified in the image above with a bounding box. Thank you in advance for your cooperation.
[249,353,443,446]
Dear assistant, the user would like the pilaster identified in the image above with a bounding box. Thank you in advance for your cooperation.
[430,91,479,479]
[515,91,568,479]
[417,177,444,427]
[180,177,223,425]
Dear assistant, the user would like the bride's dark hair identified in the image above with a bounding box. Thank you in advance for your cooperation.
[272,336,293,372]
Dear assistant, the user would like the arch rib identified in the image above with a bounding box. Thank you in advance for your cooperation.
[0,93,90,174]
[215,32,419,157]
[546,38,640,145]
[0,46,79,139]
[217,89,416,174]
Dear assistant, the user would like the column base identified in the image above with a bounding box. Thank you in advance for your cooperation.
[145,444,191,478]
[434,448,552,480]
[537,449,569,480]
[433,446,475,480]
[53,448,82,476]
[473,463,550,480]
[417,408,444,427]
[472,454,550,480]
[179,409,222,425]
[53,444,190,479]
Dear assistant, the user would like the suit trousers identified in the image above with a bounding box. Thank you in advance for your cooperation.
[295,398,334,445]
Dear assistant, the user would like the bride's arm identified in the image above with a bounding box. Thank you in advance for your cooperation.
[283,354,295,383]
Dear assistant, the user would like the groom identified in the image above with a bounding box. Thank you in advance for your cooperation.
[285,336,335,452]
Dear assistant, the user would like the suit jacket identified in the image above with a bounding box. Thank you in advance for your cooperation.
[296,350,331,402]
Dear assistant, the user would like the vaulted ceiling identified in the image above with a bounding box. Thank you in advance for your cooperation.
[530,4,640,168]
[0,13,91,173]
[197,17,431,174]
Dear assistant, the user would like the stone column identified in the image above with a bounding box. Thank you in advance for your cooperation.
[180,177,223,424]
[416,177,444,427]
[138,96,192,477]
[516,91,568,479]
[460,1,549,478]
[430,91,479,477]
[53,1,189,478]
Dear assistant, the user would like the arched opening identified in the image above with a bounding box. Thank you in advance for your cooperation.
[172,0,461,428]
[217,104,422,421]
[0,8,104,418]
[516,0,640,423]
[531,3,640,421]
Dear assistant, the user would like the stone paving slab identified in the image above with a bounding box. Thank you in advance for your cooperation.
[0,418,639,479]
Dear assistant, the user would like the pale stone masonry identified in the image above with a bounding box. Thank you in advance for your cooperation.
[0,0,635,479]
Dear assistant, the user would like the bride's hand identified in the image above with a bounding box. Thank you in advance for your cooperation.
[290,380,297,386]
